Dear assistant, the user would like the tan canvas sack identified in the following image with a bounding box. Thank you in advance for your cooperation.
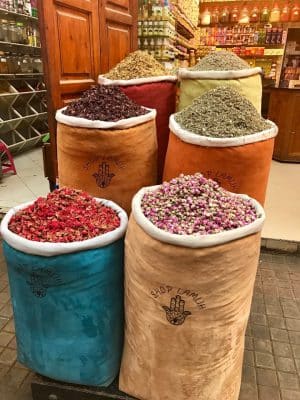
[119,185,265,400]
[55,108,157,215]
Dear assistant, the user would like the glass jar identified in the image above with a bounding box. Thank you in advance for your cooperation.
[16,22,27,44]
[281,4,290,22]
[211,8,219,24]
[8,21,18,43]
[220,7,230,23]
[201,8,211,26]
[270,4,280,23]
[250,6,260,23]
[260,6,270,22]
[1,19,9,42]
[21,54,33,73]
[291,4,300,22]
[0,51,8,74]
[231,7,239,23]
[239,7,250,24]
[7,53,20,73]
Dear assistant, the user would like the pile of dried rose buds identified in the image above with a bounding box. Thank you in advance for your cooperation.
[8,188,120,243]
[141,173,259,235]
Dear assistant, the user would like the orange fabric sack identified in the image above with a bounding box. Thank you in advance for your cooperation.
[119,186,265,400]
[56,109,157,215]
[163,116,278,205]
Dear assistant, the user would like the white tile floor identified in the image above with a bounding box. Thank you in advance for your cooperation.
[0,148,49,211]
[0,150,299,242]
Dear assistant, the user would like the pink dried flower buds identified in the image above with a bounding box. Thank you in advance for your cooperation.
[8,188,120,243]
[141,173,259,235]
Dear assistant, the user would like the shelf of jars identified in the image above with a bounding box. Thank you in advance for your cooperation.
[198,1,300,27]
[0,7,38,22]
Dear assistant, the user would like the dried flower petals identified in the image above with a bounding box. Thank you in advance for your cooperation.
[141,173,259,235]
[8,188,121,243]
[63,85,149,121]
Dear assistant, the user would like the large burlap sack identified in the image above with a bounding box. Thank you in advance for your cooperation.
[1,199,128,387]
[163,116,278,205]
[98,75,177,182]
[178,67,262,112]
[119,186,265,400]
[56,108,157,215]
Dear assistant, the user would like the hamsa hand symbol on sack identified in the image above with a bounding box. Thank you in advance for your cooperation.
[162,295,191,326]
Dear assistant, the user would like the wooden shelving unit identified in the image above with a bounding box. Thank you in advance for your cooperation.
[0,8,48,155]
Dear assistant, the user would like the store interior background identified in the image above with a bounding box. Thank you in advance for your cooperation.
[0,0,299,242]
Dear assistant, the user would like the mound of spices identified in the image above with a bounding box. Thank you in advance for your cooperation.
[104,50,167,80]
[63,85,149,121]
[190,51,250,71]
[174,86,271,137]
[141,173,259,235]
[9,188,120,243]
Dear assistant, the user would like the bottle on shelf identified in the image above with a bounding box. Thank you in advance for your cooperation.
[220,6,230,24]
[280,4,290,22]
[239,7,250,24]
[211,7,219,24]
[30,0,37,17]
[270,3,281,23]
[260,5,270,23]
[250,5,259,23]
[24,0,31,15]
[201,8,211,26]
[291,4,300,22]
[231,7,239,23]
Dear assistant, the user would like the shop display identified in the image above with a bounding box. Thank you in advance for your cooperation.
[175,86,271,137]
[191,50,249,70]
[178,51,262,112]
[104,50,167,80]
[63,85,149,121]
[141,173,259,234]
[0,0,38,17]
[56,98,157,214]
[99,51,177,183]
[1,196,127,386]
[8,188,121,242]
[119,175,265,400]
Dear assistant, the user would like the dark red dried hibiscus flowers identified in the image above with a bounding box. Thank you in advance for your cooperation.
[8,188,120,243]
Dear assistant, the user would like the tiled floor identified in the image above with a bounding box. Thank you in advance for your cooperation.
[0,249,299,399]
[0,148,49,212]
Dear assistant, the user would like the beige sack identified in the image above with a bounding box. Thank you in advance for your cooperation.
[55,108,157,215]
[119,187,265,400]
[177,67,262,112]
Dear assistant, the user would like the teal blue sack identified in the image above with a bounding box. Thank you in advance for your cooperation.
[1,198,128,387]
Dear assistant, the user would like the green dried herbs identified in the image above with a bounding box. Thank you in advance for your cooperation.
[174,86,271,138]
[190,51,250,71]
[104,50,167,80]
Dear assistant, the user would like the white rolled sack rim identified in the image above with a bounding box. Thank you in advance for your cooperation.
[98,74,178,86]
[132,185,265,248]
[177,67,262,80]
[0,198,128,257]
[55,106,157,130]
[169,114,278,148]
